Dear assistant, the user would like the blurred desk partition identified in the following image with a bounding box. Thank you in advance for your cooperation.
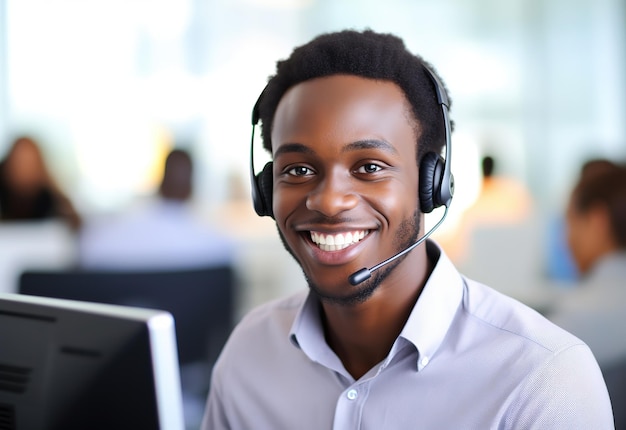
[455,214,556,314]
[18,265,236,367]
[0,221,78,294]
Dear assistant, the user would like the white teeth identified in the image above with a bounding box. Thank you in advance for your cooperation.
[310,230,368,252]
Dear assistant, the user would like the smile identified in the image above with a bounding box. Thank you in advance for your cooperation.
[310,230,369,252]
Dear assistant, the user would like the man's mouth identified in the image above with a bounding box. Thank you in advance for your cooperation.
[310,230,369,252]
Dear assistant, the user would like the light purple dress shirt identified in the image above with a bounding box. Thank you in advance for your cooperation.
[202,241,613,429]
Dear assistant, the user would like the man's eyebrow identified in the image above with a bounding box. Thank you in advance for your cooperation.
[273,139,399,157]
[343,139,399,155]
[273,143,315,158]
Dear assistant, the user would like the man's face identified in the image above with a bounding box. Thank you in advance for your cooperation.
[271,75,422,304]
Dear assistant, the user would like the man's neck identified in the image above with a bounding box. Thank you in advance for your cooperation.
[321,250,434,379]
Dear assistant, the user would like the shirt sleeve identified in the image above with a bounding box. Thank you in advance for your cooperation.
[503,343,614,429]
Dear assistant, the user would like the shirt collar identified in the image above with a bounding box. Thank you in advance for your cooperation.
[289,240,465,372]
[289,292,348,373]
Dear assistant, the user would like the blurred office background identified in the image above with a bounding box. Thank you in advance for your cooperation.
[1,0,625,313]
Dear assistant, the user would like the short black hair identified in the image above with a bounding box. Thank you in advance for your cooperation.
[256,29,452,163]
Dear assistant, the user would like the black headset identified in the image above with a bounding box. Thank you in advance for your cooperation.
[250,65,454,219]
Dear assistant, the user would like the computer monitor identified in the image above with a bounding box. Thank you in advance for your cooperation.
[0,292,185,430]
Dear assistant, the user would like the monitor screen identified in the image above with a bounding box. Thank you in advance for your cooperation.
[0,292,185,430]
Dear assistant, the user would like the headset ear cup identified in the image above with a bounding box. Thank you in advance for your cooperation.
[419,152,444,213]
[255,162,274,218]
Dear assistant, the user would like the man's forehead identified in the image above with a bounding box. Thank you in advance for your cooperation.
[271,76,417,148]
[275,76,410,121]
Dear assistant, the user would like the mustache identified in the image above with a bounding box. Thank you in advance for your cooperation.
[298,215,359,226]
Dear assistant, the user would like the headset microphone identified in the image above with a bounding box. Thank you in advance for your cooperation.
[348,206,449,285]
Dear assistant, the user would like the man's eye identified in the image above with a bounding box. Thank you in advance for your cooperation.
[287,166,312,176]
[356,163,382,174]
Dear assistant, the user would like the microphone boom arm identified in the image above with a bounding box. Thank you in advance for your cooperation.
[348,206,449,285]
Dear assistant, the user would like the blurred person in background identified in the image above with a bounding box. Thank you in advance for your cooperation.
[465,154,533,225]
[78,148,235,270]
[549,159,626,368]
[548,159,626,429]
[0,135,82,230]
[437,154,534,264]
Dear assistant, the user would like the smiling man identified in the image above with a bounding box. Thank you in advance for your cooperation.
[201,30,613,429]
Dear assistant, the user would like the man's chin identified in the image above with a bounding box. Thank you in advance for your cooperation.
[305,263,395,307]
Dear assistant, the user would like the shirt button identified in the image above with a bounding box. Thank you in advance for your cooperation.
[347,389,358,400]
[421,356,430,366]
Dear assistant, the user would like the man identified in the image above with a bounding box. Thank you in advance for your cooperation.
[202,30,613,429]
[549,160,626,367]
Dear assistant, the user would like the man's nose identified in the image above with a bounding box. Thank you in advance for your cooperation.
[305,171,359,217]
